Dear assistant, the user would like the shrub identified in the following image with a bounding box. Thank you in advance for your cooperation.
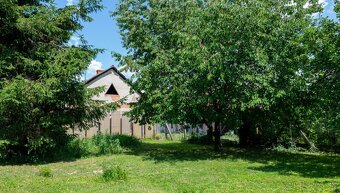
[30,134,138,162]
[62,134,123,157]
[101,165,128,182]
[61,137,94,158]
[93,134,123,154]
[110,134,141,148]
[271,141,307,153]
[0,140,10,160]
[37,166,53,177]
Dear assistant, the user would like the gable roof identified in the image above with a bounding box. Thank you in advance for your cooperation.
[85,65,127,85]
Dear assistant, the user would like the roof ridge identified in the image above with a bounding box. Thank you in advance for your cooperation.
[85,65,127,85]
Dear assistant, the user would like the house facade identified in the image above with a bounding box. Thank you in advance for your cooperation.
[75,66,155,138]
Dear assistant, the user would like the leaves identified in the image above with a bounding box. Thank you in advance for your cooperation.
[0,0,114,159]
[115,0,338,146]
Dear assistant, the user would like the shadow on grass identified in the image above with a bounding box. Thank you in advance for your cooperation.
[129,140,340,179]
[0,154,79,166]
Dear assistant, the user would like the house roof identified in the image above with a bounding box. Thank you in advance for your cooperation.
[85,65,127,85]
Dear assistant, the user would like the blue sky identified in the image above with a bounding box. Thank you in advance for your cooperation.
[56,0,127,78]
[55,0,337,79]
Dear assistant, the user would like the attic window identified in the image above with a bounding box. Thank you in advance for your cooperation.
[106,84,118,95]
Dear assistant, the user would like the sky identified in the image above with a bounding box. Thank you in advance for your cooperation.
[55,0,338,79]
[56,0,127,79]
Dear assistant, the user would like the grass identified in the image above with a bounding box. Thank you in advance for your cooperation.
[0,139,339,193]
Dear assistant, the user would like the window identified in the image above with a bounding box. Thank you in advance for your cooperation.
[106,84,119,95]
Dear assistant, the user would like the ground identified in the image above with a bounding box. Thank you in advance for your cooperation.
[0,140,339,193]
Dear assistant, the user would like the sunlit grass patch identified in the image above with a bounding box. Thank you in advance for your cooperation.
[0,140,338,193]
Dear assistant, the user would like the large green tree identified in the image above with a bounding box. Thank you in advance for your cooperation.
[114,0,337,150]
[297,15,339,146]
[0,0,113,159]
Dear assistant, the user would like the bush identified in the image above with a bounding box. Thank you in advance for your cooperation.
[64,134,123,157]
[27,136,57,160]
[0,140,10,160]
[37,166,53,177]
[270,141,307,153]
[93,134,123,154]
[0,133,73,163]
[3,134,139,163]
[101,165,128,182]
[60,137,95,158]
[109,134,141,148]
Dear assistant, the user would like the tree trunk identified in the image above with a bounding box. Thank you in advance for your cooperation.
[300,130,316,149]
[239,118,251,147]
[214,122,222,151]
[165,124,173,141]
[207,124,213,144]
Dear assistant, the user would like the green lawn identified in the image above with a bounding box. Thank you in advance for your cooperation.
[0,140,339,193]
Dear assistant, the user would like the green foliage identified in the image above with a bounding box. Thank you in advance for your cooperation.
[298,17,340,146]
[114,0,338,148]
[93,134,123,154]
[59,136,93,158]
[271,142,307,153]
[62,134,124,158]
[0,0,115,160]
[56,134,141,159]
[108,134,141,148]
[37,166,53,178]
[101,165,128,182]
[0,140,10,160]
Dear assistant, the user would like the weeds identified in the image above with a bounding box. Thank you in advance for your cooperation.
[93,134,123,154]
[270,141,319,153]
[101,165,128,182]
[37,166,53,177]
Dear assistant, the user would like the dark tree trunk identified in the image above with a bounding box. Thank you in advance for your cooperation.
[207,124,214,144]
[239,118,251,147]
[214,122,222,151]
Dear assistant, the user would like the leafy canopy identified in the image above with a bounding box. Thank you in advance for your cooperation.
[114,0,338,148]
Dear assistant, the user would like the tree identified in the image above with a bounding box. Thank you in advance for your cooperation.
[0,0,113,160]
[296,14,339,146]
[114,0,333,150]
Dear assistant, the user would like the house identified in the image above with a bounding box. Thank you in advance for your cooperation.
[75,65,155,138]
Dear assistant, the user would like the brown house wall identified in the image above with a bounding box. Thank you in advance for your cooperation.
[74,110,155,139]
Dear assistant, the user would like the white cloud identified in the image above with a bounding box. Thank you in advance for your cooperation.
[67,0,74,6]
[88,60,103,76]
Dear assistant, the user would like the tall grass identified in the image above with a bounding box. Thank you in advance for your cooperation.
[101,165,128,182]
[60,134,141,159]
[107,134,141,148]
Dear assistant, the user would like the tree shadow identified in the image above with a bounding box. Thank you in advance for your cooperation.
[247,152,339,178]
[128,141,340,179]
[0,155,79,166]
